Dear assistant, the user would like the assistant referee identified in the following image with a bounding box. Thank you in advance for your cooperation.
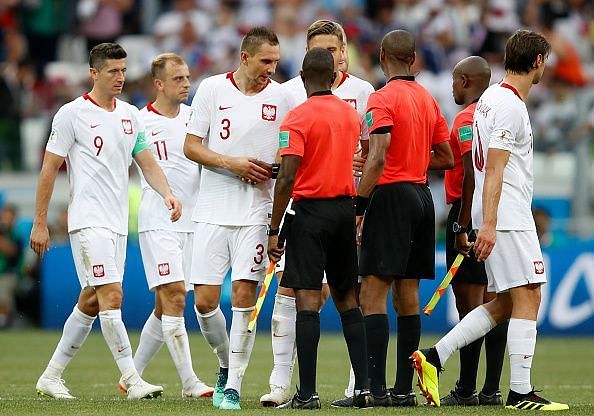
[355,30,454,406]
[268,47,371,409]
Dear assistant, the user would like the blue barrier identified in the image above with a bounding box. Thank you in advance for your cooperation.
[41,243,594,334]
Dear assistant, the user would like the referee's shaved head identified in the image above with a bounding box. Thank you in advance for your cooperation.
[302,47,334,88]
[453,56,491,87]
[381,30,415,65]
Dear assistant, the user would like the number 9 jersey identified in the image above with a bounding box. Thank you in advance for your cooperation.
[187,72,292,226]
[46,93,147,236]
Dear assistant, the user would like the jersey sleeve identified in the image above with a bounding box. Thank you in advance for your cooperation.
[187,77,213,138]
[454,111,474,156]
[45,105,75,157]
[359,82,375,141]
[278,110,306,157]
[489,102,523,152]
[365,92,393,133]
[432,106,450,145]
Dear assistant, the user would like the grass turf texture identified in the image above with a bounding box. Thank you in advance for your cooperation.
[0,331,591,415]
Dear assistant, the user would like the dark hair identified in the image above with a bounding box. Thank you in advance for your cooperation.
[240,27,279,55]
[306,20,344,46]
[504,30,551,74]
[89,43,127,70]
[302,47,334,85]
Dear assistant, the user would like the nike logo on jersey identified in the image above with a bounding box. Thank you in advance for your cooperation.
[117,346,130,353]
[231,350,245,354]
[90,124,100,128]
[250,266,263,273]
[152,130,163,136]
[272,333,287,338]
[219,105,232,110]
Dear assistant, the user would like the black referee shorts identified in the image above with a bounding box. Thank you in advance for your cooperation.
[445,199,487,285]
[359,182,435,279]
[280,197,358,291]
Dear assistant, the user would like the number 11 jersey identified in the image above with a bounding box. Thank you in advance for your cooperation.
[187,72,291,226]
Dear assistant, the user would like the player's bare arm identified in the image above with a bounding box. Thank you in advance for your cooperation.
[455,152,475,257]
[30,151,65,258]
[183,132,271,184]
[474,148,511,262]
[268,155,301,263]
[134,149,181,222]
[357,132,390,198]
[428,141,454,170]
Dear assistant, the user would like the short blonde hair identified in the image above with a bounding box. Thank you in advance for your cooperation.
[306,20,344,47]
[150,53,187,79]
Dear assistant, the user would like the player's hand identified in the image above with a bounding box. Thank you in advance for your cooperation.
[164,195,182,222]
[474,224,496,262]
[455,232,472,258]
[229,157,271,184]
[356,215,364,246]
[30,223,50,258]
[267,235,285,263]
[353,149,366,177]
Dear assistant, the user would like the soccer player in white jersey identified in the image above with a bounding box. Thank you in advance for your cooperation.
[183,27,291,410]
[412,30,569,411]
[114,53,213,399]
[259,20,375,407]
[30,43,181,400]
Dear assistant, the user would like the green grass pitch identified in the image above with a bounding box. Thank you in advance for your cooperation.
[0,330,591,415]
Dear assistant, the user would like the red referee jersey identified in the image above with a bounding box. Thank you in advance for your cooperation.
[365,76,449,185]
[444,102,477,204]
[279,91,360,200]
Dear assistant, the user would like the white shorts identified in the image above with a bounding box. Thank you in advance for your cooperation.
[139,230,193,291]
[485,230,547,293]
[69,227,127,289]
[190,223,268,285]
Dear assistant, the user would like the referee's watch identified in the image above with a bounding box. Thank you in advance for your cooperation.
[267,226,279,236]
[452,222,467,234]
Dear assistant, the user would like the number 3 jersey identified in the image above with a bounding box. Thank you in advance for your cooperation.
[46,94,147,235]
[471,82,536,231]
[187,72,292,226]
[138,102,200,233]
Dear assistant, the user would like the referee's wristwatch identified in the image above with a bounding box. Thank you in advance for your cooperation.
[267,226,279,236]
[452,222,467,234]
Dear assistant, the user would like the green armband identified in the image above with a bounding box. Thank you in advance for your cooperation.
[132,132,149,157]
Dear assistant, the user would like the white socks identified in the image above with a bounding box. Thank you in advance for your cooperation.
[162,314,198,390]
[345,366,355,398]
[269,294,296,389]
[508,318,537,394]
[43,306,95,379]
[99,309,140,385]
[134,311,164,375]
[435,305,496,365]
[226,306,257,395]
[196,305,229,369]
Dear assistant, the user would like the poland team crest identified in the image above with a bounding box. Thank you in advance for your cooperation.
[121,119,133,134]
[344,99,357,109]
[93,264,105,278]
[262,104,277,121]
[158,263,170,276]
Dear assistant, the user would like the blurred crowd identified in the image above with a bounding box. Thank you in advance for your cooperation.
[1,0,594,171]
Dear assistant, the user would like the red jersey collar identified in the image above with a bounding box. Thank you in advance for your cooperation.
[337,71,349,87]
[83,92,116,109]
[147,101,163,115]
[226,71,271,93]
[499,82,523,101]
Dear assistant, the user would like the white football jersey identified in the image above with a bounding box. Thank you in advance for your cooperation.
[187,72,292,226]
[46,94,146,235]
[471,83,536,231]
[138,103,200,232]
[282,72,375,140]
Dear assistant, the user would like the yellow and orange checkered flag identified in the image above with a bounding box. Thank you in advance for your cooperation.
[248,209,295,333]
[423,253,465,316]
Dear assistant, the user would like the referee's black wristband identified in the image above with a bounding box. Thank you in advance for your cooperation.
[354,195,369,216]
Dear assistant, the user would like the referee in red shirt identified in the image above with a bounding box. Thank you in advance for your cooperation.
[355,30,454,405]
[268,48,371,409]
